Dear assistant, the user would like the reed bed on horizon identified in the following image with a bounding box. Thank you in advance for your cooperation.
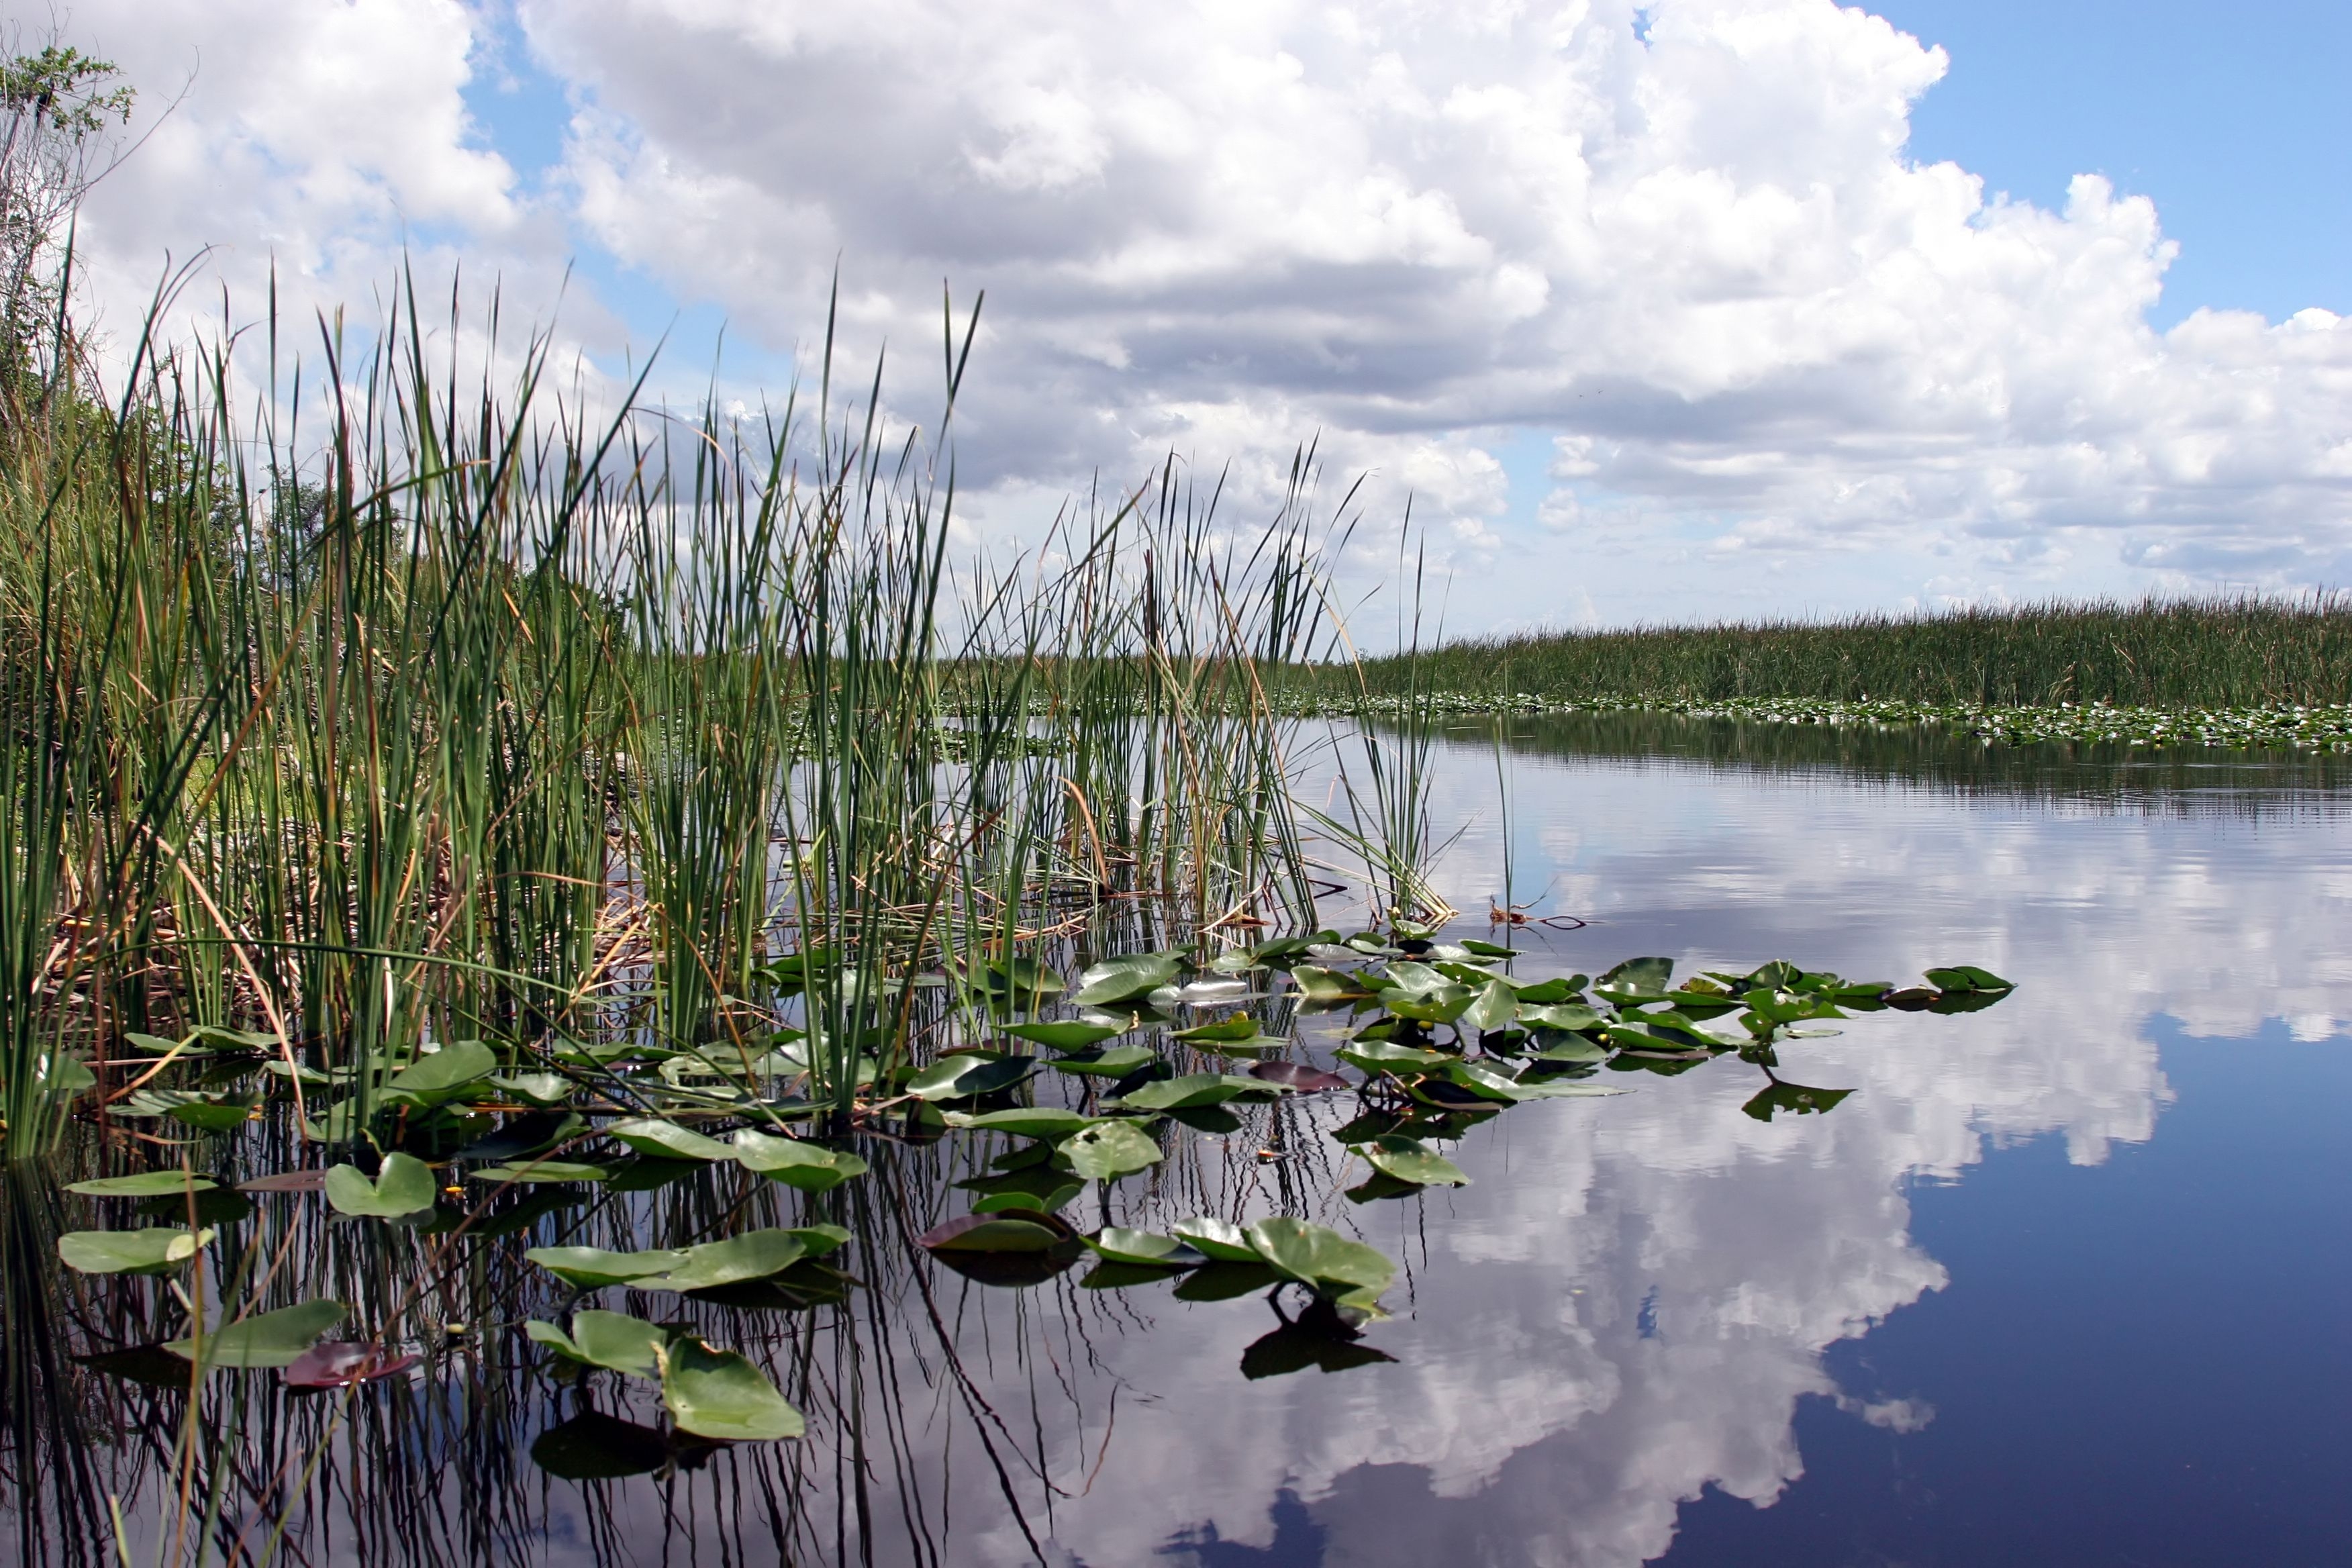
[0,277,1360,1162]
[1329,595,2352,709]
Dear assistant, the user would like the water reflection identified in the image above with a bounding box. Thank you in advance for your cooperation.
[8,717,2349,1565]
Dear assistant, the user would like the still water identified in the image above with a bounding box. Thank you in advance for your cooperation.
[9,716,2349,1566]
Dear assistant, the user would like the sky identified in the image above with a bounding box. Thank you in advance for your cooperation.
[44,0,2352,632]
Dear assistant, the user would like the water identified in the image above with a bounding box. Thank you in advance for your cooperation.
[7,715,2349,1566]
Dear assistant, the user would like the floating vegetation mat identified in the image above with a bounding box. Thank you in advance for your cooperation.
[1283,692,2352,752]
[4,928,2009,1557]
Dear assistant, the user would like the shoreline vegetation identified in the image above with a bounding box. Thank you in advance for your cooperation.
[1294,597,2352,750]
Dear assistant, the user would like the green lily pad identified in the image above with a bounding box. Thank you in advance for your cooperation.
[903,1053,1036,1101]
[730,1132,868,1192]
[1083,1227,1203,1268]
[1461,979,1518,1033]
[604,1118,734,1162]
[920,1212,1074,1253]
[944,1108,1099,1140]
[526,1310,675,1379]
[1502,974,1587,1003]
[967,956,1067,1004]
[324,1153,438,1218]
[1068,952,1184,1006]
[524,1244,691,1289]
[489,1073,575,1106]
[58,1226,214,1275]
[1173,1014,1265,1044]
[1924,965,2014,993]
[1362,1136,1469,1187]
[657,1338,804,1441]
[1244,1217,1394,1313]
[1003,1021,1121,1052]
[167,1300,347,1369]
[1520,1003,1604,1032]
[1334,1039,1451,1075]
[385,1040,499,1104]
[655,1230,810,1293]
[1383,985,1474,1024]
[1112,1072,1263,1111]
[66,1172,219,1197]
[1601,957,1674,991]
[470,1161,609,1184]
[1169,1216,1261,1263]
[1058,1120,1163,1181]
[1458,938,1518,959]
[1289,965,1370,1002]
[1048,1044,1155,1078]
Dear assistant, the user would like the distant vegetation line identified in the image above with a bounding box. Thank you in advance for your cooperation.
[1329,595,2352,709]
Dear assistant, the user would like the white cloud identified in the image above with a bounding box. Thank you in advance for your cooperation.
[53,0,2352,627]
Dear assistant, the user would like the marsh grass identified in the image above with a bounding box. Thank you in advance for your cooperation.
[1338,595,2352,709]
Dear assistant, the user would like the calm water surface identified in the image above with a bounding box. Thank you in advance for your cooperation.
[9,716,2348,1566]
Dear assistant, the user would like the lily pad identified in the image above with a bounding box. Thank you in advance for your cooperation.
[1460,979,1519,1034]
[385,1040,499,1104]
[1741,1079,1855,1121]
[1289,965,1370,1002]
[470,1161,609,1185]
[920,1212,1075,1253]
[1068,951,1184,1006]
[1361,1135,1469,1187]
[324,1153,438,1218]
[1334,1039,1451,1075]
[58,1226,214,1275]
[66,1172,219,1198]
[167,1300,347,1369]
[1112,1072,1265,1111]
[1244,1217,1395,1313]
[1169,1216,1262,1263]
[526,1310,674,1379]
[1248,1061,1350,1093]
[730,1132,869,1192]
[1058,1120,1163,1181]
[657,1338,804,1441]
[943,1107,1099,1141]
[1048,1044,1155,1078]
[525,1244,691,1289]
[238,1169,329,1194]
[1173,1014,1265,1044]
[605,1118,734,1162]
[1083,1227,1203,1269]
[903,1053,1036,1101]
[489,1072,575,1106]
[1002,1021,1120,1052]
[1382,985,1474,1024]
[655,1230,811,1293]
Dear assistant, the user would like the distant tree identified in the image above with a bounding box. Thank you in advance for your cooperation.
[0,41,134,421]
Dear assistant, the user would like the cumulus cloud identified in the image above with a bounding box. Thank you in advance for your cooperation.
[53,0,2352,626]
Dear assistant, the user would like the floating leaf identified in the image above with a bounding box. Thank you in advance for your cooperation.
[1244,1217,1395,1312]
[943,1108,1099,1140]
[284,1343,420,1389]
[1172,1014,1264,1044]
[456,1112,587,1162]
[1068,952,1184,1006]
[526,1310,674,1378]
[1058,1120,1163,1181]
[654,1230,810,1293]
[58,1226,213,1275]
[1461,979,1518,1033]
[1924,965,2013,993]
[1524,1035,1608,1063]
[525,1244,691,1289]
[1169,1216,1262,1263]
[1458,938,1517,959]
[1003,1021,1120,1052]
[1382,985,1474,1024]
[658,1338,804,1441]
[66,1172,219,1197]
[1289,965,1369,1002]
[783,1224,853,1261]
[469,1161,608,1185]
[1503,973,1588,1003]
[1742,1079,1855,1122]
[237,1170,328,1194]
[1601,957,1674,991]
[1334,1039,1451,1075]
[489,1073,574,1106]
[1112,1072,1265,1111]
[385,1040,499,1104]
[1248,1061,1349,1093]
[1362,1136,1469,1187]
[1048,1044,1155,1078]
[730,1132,868,1192]
[1520,1003,1604,1032]
[920,1212,1074,1253]
[168,1300,347,1369]
[324,1153,438,1218]
[967,956,1066,1005]
[603,1118,734,1162]
[903,1053,1035,1101]
[1083,1227,1202,1268]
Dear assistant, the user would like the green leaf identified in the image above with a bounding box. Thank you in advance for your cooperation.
[58,1226,213,1275]
[66,1172,219,1197]
[1289,965,1369,1002]
[527,1310,674,1379]
[1083,1227,1202,1268]
[1058,1121,1163,1181]
[1458,938,1517,959]
[653,1230,809,1292]
[1382,984,1474,1024]
[525,1244,691,1289]
[490,1073,574,1106]
[1068,952,1184,1006]
[967,956,1067,1003]
[1600,957,1674,991]
[1362,1135,1469,1187]
[1048,1043,1155,1078]
[730,1132,869,1192]
[167,1301,346,1369]
[903,1053,1035,1101]
[1924,965,2014,993]
[658,1338,804,1441]
[1169,1216,1261,1263]
[944,1107,1099,1140]
[1112,1072,1260,1110]
[385,1040,499,1104]
[1525,1034,1608,1063]
[324,1153,438,1218]
[1172,1014,1265,1044]
[1371,961,1450,997]
[1741,1079,1855,1122]
[605,1118,734,1162]
[1244,1217,1395,1312]
[1002,1021,1120,1052]
[920,1212,1073,1253]
[1334,1039,1451,1075]
[784,1224,853,1260]
[1461,979,1518,1033]
[469,1161,608,1185]
[1520,1002,1604,1032]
